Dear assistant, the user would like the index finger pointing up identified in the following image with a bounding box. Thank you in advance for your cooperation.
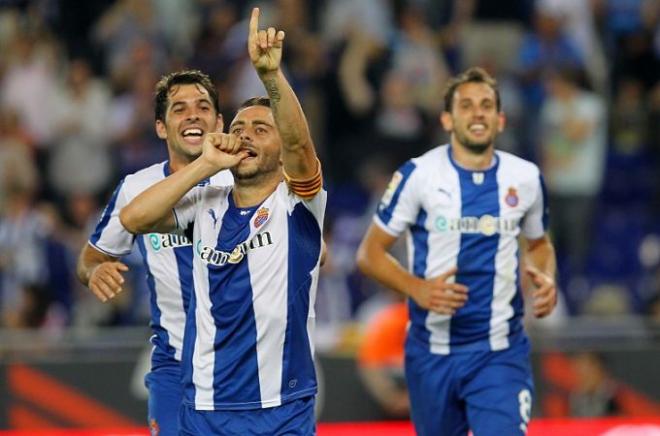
[249,7,259,37]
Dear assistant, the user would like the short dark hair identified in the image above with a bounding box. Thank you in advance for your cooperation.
[238,96,271,110]
[443,67,501,112]
[154,70,220,122]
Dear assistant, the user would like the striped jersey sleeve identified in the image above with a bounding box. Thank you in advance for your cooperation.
[89,178,133,257]
[520,173,549,239]
[374,160,420,237]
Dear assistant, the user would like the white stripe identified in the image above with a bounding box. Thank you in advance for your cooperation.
[192,253,216,409]
[144,240,186,360]
[426,161,461,355]
[249,210,288,408]
[307,249,321,358]
[489,169,519,351]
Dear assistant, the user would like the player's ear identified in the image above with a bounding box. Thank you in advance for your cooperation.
[440,112,453,132]
[497,112,506,132]
[155,120,167,140]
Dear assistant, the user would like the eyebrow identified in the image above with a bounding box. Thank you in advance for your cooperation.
[170,98,212,109]
[230,119,274,129]
[458,97,495,104]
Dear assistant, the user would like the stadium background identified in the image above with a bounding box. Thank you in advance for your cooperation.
[0,0,658,434]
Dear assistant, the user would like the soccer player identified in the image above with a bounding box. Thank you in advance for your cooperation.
[356,67,557,435]
[76,70,233,435]
[119,8,325,435]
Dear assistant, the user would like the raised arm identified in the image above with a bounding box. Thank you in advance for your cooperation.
[120,132,247,234]
[248,7,318,181]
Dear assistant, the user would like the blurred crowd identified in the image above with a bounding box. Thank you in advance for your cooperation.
[0,0,659,336]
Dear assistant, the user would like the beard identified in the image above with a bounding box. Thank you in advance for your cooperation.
[230,153,281,184]
[453,129,495,154]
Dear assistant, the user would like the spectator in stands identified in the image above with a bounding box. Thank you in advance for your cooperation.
[539,68,607,281]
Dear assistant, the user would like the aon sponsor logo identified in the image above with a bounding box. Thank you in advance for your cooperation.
[148,233,192,251]
[197,232,273,266]
[434,215,518,236]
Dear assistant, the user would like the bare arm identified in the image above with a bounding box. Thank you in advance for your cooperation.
[120,133,246,234]
[356,224,468,315]
[248,7,318,180]
[76,243,128,302]
[524,234,558,318]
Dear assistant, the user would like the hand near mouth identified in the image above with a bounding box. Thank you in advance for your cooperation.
[201,131,250,171]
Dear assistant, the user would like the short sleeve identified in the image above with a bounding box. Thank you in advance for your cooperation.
[89,178,134,256]
[374,161,420,237]
[521,174,549,239]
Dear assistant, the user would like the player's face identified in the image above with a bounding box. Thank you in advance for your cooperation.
[228,105,281,182]
[155,83,223,162]
[441,82,504,154]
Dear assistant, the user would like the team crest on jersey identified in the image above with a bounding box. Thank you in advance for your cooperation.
[380,172,403,209]
[505,187,519,207]
[254,207,269,228]
[472,172,484,185]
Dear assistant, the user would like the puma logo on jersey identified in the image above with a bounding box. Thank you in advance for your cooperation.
[208,209,219,228]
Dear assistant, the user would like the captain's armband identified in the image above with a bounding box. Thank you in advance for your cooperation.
[283,158,323,199]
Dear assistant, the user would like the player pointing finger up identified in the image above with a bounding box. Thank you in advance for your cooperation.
[248,7,285,75]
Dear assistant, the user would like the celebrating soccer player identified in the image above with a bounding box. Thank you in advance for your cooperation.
[356,67,557,435]
[76,69,232,435]
[120,8,325,435]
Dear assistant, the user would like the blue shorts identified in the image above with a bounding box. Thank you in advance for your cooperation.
[405,337,534,436]
[179,396,316,436]
[145,362,183,436]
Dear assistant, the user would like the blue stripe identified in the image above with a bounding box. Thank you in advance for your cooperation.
[408,208,431,349]
[539,174,549,231]
[174,246,193,316]
[281,204,321,401]
[182,274,198,404]
[136,237,176,368]
[210,198,260,406]
[509,246,525,338]
[90,179,124,245]
[377,161,416,226]
[451,168,500,348]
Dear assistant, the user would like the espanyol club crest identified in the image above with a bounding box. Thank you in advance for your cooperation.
[505,187,518,207]
[254,207,269,228]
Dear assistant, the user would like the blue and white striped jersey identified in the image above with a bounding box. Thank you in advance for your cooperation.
[376,145,548,355]
[173,181,326,411]
[89,161,233,365]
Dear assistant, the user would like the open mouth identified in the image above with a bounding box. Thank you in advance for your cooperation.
[181,128,204,145]
[468,124,487,135]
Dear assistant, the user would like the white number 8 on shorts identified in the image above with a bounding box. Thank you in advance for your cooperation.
[518,388,532,433]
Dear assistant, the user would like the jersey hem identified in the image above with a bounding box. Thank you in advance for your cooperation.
[373,216,400,237]
[87,240,132,258]
[183,387,317,411]
[407,326,526,355]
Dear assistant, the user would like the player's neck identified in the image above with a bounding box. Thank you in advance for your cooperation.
[232,173,281,208]
[168,154,193,173]
[450,141,495,171]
